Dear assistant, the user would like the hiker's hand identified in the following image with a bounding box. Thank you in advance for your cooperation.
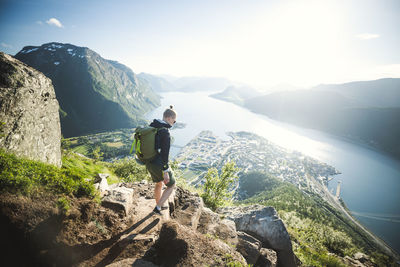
[163,172,170,184]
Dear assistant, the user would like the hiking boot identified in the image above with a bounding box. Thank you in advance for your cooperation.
[153,206,161,215]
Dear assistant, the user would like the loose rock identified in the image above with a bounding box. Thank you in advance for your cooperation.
[102,187,134,216]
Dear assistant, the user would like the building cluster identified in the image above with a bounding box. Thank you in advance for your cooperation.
[176,131,340,198]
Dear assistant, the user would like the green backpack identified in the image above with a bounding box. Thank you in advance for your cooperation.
[130,126,164,164]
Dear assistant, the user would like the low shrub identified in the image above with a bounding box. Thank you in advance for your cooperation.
[111,158,150,183]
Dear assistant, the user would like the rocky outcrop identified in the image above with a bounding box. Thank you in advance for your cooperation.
[172,187,204,229]
[343,252,376,267]
[0,180,295,266]
[0,52,61,166]
[218,205,297,267]
[172,188,288,266]
[236,231,262,265]
[150,221,246,266]
[197,207,238,246]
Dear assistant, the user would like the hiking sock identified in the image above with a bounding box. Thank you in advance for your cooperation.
[156,205,161,211]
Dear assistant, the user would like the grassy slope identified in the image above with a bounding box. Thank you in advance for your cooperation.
[0,147,151,199]
[237,171,395,266]
[0,149,95,198]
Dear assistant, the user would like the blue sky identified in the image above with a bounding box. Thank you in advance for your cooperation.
[1,0,400,87]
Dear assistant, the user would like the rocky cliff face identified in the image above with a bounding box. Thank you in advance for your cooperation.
[0,52,61,166]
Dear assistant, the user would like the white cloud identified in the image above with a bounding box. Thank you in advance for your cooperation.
[356,33,380,40]
[1,42,12,48]
[46,18,63,28]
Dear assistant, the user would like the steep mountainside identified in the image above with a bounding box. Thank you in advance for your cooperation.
[15,42,160,137]
[0,52,61,166]
[244,88,400,158]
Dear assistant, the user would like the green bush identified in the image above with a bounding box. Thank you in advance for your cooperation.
[111,158,150,183]
[202,161,239,210]
[0,149,95,198]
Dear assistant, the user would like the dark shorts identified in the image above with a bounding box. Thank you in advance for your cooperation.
[145,155,175,187]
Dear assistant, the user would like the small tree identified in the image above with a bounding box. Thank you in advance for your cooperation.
[202,161,239,210]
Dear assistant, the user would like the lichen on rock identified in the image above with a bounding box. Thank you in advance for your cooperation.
[0,52,61,166]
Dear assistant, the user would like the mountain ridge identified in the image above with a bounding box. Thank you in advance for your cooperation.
[243,80,400,159]
[15,42,160,137]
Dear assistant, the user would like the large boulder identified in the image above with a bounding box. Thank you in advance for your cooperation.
[102,187,134,216]
[236,231,262,265]
[218,205,296,267]
[150,221,246,266]
[197,207,238,246]
[0,52,61,166]
[172,187,204,229]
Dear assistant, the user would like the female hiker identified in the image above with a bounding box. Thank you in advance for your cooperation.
[146,105,177,215]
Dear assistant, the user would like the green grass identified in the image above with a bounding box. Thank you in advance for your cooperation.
[62,152,118,183]
[71,144,90,154]
[0,149,95,198]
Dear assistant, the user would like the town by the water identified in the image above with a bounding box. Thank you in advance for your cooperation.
[176,131,341,201]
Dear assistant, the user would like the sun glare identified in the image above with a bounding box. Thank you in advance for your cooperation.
[236,0,350,87]
[141,1,353,87]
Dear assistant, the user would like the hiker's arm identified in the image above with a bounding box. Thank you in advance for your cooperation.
[159,129,171,171]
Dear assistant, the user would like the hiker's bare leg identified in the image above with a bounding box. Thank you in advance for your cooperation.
[157,184,176,207]
[155,181,163,204]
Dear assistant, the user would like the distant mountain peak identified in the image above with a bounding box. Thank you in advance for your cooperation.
[18,42,90,61]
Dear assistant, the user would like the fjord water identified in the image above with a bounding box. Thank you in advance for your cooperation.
[146,91,400,253]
